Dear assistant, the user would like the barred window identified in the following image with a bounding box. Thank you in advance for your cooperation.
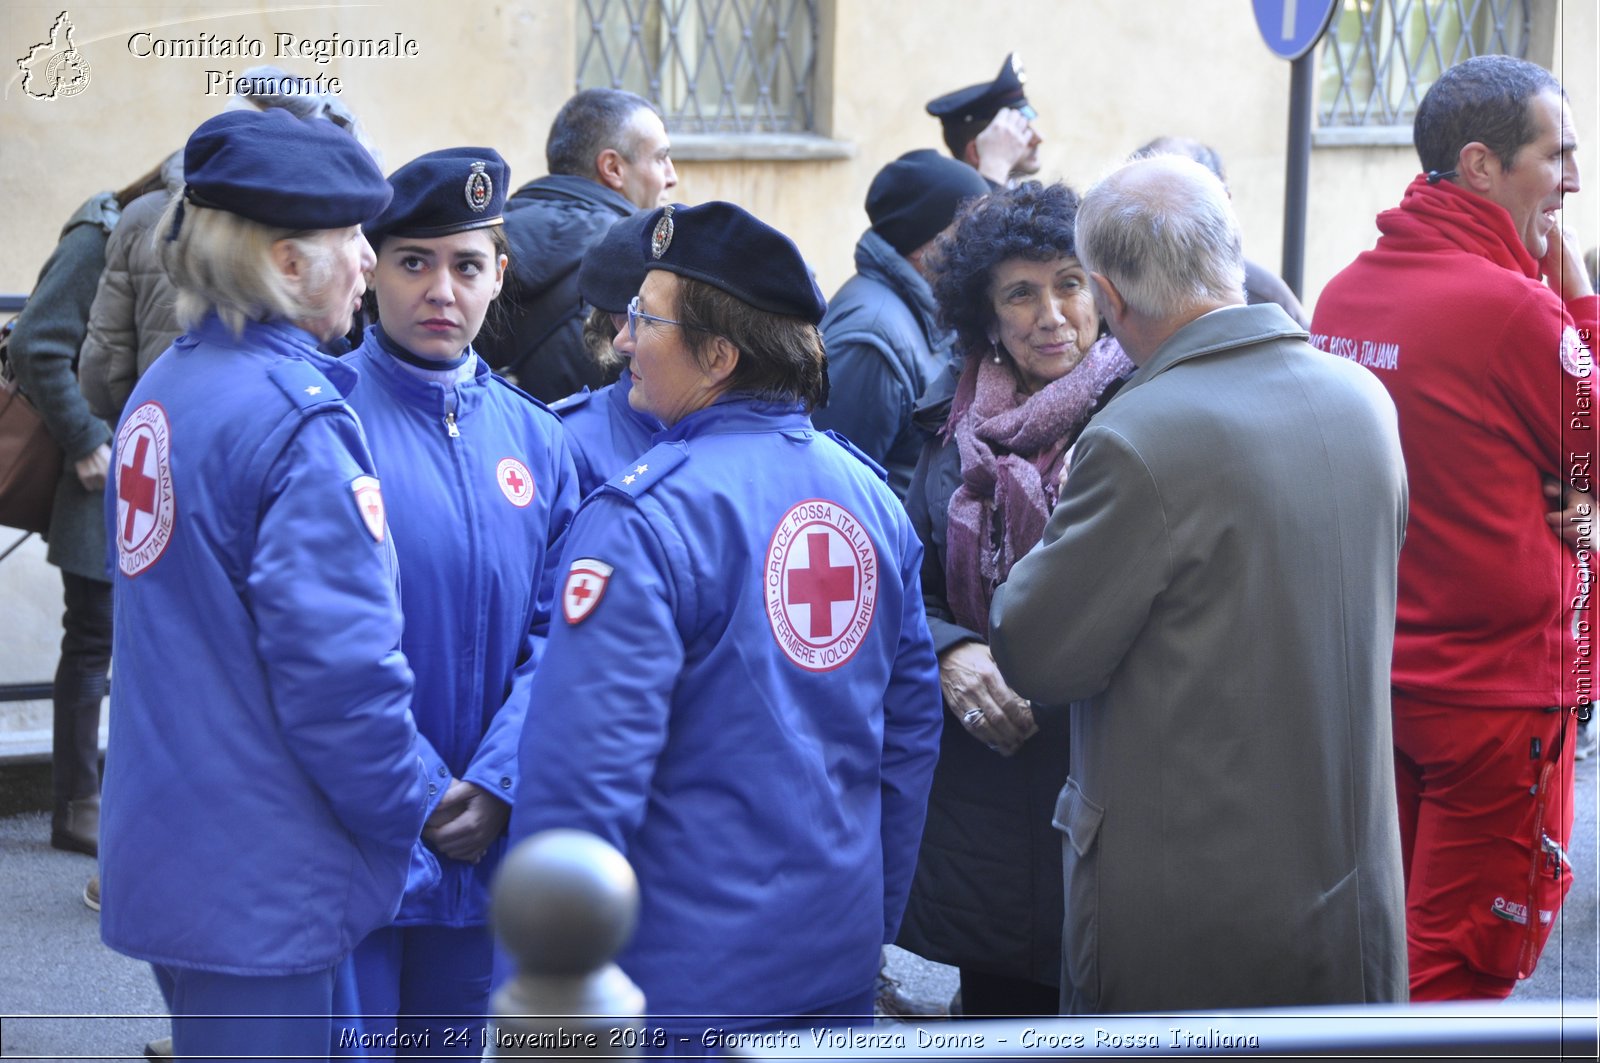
[1318,0,1531,132]
[576,0,820,136]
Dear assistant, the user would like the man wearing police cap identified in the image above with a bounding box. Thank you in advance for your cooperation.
[512,202,943,1030]
[926,53,1043,187]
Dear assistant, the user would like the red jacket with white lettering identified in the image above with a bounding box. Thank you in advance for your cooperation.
[1311,175,1598,708]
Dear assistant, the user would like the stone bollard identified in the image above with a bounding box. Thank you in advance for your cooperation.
[488,829,646,1060]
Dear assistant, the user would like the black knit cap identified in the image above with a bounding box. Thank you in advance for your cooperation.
[639,201,826,325]
[182,108,390,229]
[578,209,655,314]
[867,149,991,254]
[365,147,509,250]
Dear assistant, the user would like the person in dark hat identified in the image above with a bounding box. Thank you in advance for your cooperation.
[816,149,989,498]
[99,107,436,1060]
[341,147,581,1052]
[510,202,942,1034]
[926,53,1043,186]
[549,209,666,496]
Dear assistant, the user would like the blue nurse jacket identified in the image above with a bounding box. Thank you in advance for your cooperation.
[100,315,433,976]
[344,331,580,927]
[512,396,943,1024]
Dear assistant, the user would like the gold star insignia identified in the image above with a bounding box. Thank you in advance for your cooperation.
[622,474,637,485]
[635,463,649,474]
[304,385,322,396]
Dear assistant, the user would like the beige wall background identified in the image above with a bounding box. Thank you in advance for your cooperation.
[0,0,1595,312]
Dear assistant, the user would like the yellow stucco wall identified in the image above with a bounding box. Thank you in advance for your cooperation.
[1,1,1595,315]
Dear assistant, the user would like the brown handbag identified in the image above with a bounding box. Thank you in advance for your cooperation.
[0,316,65,534]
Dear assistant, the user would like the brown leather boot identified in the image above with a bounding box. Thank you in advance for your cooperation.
[51,795,99,856]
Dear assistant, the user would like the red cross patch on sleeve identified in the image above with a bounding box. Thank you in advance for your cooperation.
[563,558,614,624]
[350,475,386,542]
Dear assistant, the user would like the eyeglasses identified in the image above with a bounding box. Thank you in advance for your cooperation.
[627,295,705,341]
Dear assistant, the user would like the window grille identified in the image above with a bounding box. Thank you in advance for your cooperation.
[1318,0,1531,128]
[576,0,819,135]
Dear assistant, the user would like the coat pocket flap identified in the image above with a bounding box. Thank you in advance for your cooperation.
[1052,775,1104,858]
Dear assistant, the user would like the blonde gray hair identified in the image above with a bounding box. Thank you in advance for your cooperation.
[1075,155,1245,321]
[157,198,343,337]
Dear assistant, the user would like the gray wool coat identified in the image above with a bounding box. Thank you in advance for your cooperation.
[8,193,119,580]
[990,303,1410,1013]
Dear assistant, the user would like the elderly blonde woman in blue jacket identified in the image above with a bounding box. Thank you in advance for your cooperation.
[100,109,435,1061]
[342,147,580,1054]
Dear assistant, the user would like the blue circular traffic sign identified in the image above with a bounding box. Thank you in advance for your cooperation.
[1253,0,1341,61]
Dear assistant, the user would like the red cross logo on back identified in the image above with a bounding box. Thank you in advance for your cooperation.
[786,532,855,639]
[113,402,174,576]
[765,499,878,672]
[117,434,157,544]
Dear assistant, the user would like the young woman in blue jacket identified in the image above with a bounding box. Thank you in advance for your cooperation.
[341,147,580,1054]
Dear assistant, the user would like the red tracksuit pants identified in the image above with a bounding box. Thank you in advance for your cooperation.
[1392,693,1577,1000]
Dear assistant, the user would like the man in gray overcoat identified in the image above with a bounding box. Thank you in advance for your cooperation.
[989,155,1410,1013]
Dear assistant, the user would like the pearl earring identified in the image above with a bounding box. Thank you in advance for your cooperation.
[990,341,1002,365]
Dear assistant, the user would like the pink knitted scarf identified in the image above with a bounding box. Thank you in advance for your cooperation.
[944,336,1133,634]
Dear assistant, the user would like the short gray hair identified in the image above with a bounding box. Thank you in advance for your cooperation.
[546,88,658,177]
[1075,155,1245,320]
[157,197,343,337]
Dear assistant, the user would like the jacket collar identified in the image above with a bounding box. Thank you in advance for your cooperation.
[508,173,636,217]
[853,229,942,342]
[348,326,488,417]
[1378,174,1540,280]
[657,394,812,443]
[183,313,361,396]
[1116,303,1306,399]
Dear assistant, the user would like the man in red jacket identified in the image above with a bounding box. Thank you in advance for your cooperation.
[1311,55,1595,1001]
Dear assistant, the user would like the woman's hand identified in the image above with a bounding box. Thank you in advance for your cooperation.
[422,779,510,864]
[938,640,1038,756]
[74,443,110,493]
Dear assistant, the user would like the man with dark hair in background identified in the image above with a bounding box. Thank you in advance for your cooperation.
[1312,54,1595,1001]
[478,88,677,401]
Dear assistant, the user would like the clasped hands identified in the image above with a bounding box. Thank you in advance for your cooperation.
[423,778,509,865]
[939,640,1038,757]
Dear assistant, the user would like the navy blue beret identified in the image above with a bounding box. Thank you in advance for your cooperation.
[365,147,509,251]
[925,52,1036,129]
[578,209,654,314]
[640,202,826,325]
[182,108,390,229]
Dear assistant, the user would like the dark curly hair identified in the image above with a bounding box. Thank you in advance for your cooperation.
[927,180,1082,357]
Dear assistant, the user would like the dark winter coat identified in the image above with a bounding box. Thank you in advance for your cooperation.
[815,230,953,499]
[475,175,635,403]
[894,358,1069,988]
[8,193,119,580]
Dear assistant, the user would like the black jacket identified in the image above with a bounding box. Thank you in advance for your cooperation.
[814,230,951,499]
[894,360,1068,987]
[476,174,635,402]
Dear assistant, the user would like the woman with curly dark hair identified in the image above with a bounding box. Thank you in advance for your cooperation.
[896,180,1134,1017]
